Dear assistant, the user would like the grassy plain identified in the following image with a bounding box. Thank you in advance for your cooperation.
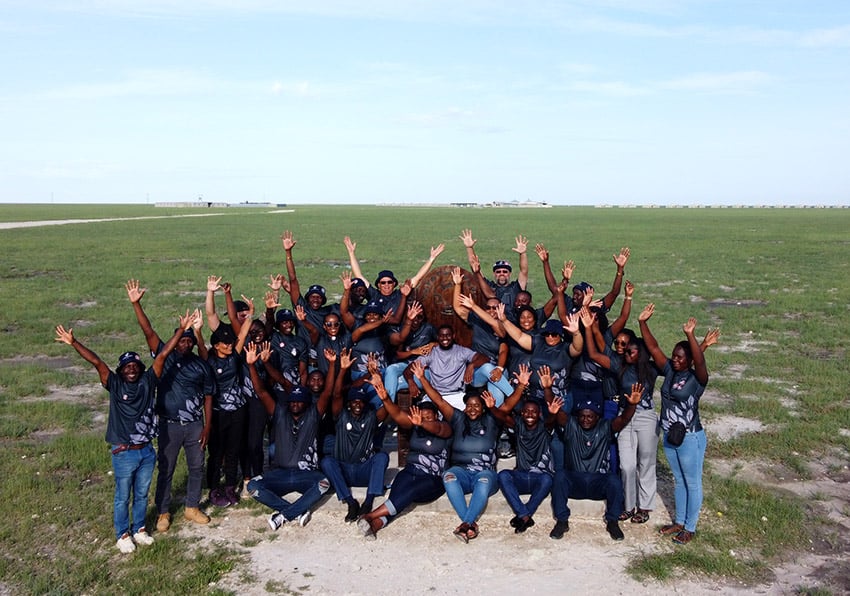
[1,204,849,593]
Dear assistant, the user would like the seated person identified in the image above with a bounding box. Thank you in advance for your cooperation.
[244,344,334,530]
[549,382,644,542]
[320,351,390,522]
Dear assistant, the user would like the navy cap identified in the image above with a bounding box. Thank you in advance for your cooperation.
[275,309,296,323]
[573,281,593,294]
[287,385,310,403]
[210,324,237,345]
[305,284,327,305]
[493,260,512,272]
[575,399,601,416]
[347,386,370,402]
[542,319,564,336]
[364,301,383,315]
[351,278,367,289]
[117,351,145,373]
[233,299,250,312]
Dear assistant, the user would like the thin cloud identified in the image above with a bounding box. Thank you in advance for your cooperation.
[659,71,772,93]
[570,80,650,97]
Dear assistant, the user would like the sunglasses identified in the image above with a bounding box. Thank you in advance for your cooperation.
[378,280,395,285]
[324,321,341,327]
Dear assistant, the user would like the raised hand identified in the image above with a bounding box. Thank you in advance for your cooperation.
[537,364,552,389]
[469,253,480,273]
[178,309,197,331]
[703,327,721,348]
[564,312,580,335]
[514,363,532,387]
[410,359,426,379]
[683,317,697,336]
[240,295,255,316]
[451,266,463,285]
[459,229,476,248]
[281,230,296,251]
[513,234,528,254]
[613,247,630,268]
[408,405,423,427]
[343,235,356,254]
[54,325,74,345]
[340,270,352,290]
[245,342,260,365]
[481,391,496,409]
[294,304,307,321]
[192,308,204,331]
[206,275,222,293]
[535,243,548,262]
[579,306,595,329]
[548,395,564,415]
[562,260,575,281]
[430,244,445,260]
[339,348,353,369]
[324,347,337,363]
[627,382,644,405]
[267,274,285,292]
[125,279,145,303]
[495,303,506,321]
[624,279,634,298]
[407,300,423,321]
[638,303,655,322]
[258,341,271,361]
[400,280,412,296]
[264,291,280,310]
[221,282,232,294]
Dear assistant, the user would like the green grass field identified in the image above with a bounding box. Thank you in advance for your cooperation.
[1,204,848,593]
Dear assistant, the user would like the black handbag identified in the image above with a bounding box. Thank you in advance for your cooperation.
[667,421,686,447]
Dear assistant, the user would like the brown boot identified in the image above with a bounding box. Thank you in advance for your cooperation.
[184,507,210,525]
[156,512,171,533]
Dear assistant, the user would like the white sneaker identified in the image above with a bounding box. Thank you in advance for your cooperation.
[133,529,154,546]
[268,512,285,531]
[116,534,136,554]
[297,511,312,527]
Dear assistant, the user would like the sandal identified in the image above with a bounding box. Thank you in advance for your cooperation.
[453,523,470,544]
[659,523,684,536]
[618,508,635,522]
[631,509,650,524]
[672,529,694,545]
[466,522,479,540]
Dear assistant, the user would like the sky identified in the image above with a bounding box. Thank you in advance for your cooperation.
[1,1,849,206]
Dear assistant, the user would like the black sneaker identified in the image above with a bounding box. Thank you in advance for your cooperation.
[509,515,521,528]
[549,519,569,539]
[606,520,625,541]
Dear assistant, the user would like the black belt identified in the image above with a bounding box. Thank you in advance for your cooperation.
[111,442,149,455]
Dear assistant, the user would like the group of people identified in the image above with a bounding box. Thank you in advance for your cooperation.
[56,228,718,553]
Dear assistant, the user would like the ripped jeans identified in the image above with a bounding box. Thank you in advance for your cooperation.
[442,466,499,524]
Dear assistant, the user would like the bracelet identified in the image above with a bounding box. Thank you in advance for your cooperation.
[616,271,623,276]
[625,297,632,301]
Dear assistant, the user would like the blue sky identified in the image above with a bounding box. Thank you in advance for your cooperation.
[1,1,849,206]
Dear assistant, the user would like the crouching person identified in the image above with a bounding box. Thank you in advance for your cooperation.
[55,310,197,553]
[244,342,332,529]
[320,351,390,522]
[549,382,644,542]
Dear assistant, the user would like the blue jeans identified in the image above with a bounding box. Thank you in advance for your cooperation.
[112,443,156,539]
[551,469,624,523]
[442,466,499,524]
[472,364,514,407]
[247,468,329,520]
[498,469,553,518]
[384,466,445,517]
[320,452,390,502]
[663,428,706,532]
[382,363,427,401]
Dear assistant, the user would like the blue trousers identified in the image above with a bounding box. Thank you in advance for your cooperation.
[247,468,329,520]
[551,469,624,523]
[498,469,553,519]
[112,443,155,539]
[320,452,390,502]
[384,466,445,517]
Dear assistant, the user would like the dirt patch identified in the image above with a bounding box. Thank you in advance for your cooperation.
[708,415,767,441]
[708,299,767,307]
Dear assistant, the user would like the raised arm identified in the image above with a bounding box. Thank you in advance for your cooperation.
[683,318,708,385]
[233,296,254,354]
[409,244,445,288]
[581,308,611,369]
[245,343,276,416]
[513,235,529,290]
[538,365,567,426]
[460,229,496,300]
[125,279,162,353]
[338,271,357,330]
[343,235,369,288]
[222,283,242,334]
[153,310,199,377]
[409,360,455,421]
[55,325,110,386]
[281,230,301,305]
[637,303,668,368]
[612,382,642,433]
[535,243,559,295]
[494,303,531,350]
[701,327,720,353]
[205,275,223,333]
[498,364,532,415]
[451,267,470,322]
[326,348,345,418]
[601,247,630,311]
[316,347,339,418]
[458,293,504,337]
[388,300,421,347]
[607,279,634,338]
